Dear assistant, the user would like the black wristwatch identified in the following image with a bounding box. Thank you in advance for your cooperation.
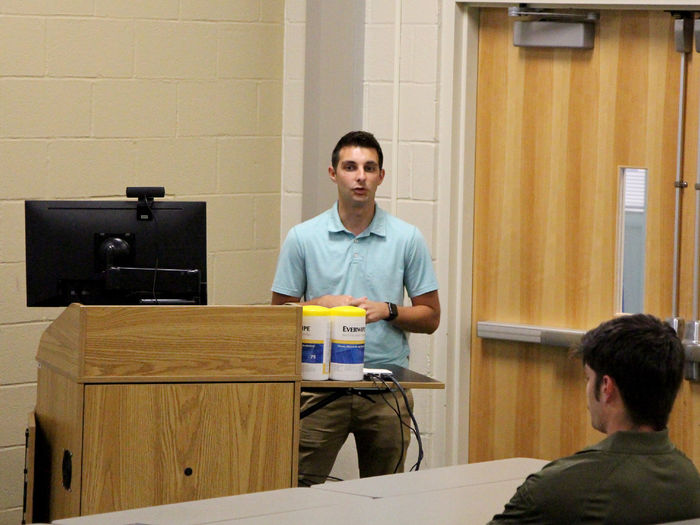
[386,302,398,322]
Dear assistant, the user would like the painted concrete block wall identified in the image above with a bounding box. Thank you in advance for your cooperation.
[281,0,307,236]
[364,0,444,473]
[0,2,284,522]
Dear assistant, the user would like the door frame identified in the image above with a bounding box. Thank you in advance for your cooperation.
[437,0,700,465]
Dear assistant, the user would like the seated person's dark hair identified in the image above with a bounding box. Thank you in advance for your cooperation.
[571,314,684,430]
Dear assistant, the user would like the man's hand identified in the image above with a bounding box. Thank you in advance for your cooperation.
[355,298,391,324]
[312,294,365,308]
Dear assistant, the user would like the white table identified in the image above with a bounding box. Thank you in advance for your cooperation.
[52,458,546,525]
[52,488,365,525]
[310,457,547,498]
[204,476,535,525]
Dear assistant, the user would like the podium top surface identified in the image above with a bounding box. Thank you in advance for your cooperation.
[37,304,302,383]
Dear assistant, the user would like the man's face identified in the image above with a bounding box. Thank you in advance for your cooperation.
[584,364,606,433]
[329,146,385,208]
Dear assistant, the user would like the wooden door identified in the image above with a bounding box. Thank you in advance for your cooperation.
[471,9,700,464]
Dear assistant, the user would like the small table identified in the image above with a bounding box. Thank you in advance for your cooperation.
[300,364,445,418]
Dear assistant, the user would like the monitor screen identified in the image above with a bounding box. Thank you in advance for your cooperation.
[25,199,207,306]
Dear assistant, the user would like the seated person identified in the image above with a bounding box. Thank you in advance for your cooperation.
[489,313,700,524]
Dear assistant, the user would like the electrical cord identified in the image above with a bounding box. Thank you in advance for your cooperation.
[370,374,424,472]
[388,375,424,471]
[371,376,406,473]
[298,472,344,487]
[299,374,425,486]
[143,198,160,304]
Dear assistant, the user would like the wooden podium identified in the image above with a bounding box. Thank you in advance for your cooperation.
[33,304,302,521]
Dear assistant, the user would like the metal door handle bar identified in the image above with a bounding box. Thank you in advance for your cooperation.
[477,321,584,348]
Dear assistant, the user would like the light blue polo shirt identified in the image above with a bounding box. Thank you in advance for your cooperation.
[272,203,438,366]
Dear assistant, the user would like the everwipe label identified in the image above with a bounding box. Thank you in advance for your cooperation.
[330,306,365,380]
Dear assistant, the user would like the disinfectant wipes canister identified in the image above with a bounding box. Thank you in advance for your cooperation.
[329,306,365,381]
[301,305,331,380]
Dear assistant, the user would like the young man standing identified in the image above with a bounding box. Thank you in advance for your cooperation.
[489,314,700,524]
[271,130,440,485]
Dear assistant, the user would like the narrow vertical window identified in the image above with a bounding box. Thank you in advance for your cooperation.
[618,167,647,313]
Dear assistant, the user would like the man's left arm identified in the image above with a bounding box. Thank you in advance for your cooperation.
[356,290,440,334]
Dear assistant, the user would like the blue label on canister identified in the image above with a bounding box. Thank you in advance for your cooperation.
[331,342,364,364]
[302,341,325,363]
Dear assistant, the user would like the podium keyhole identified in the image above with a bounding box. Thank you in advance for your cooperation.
[184,467,193,476]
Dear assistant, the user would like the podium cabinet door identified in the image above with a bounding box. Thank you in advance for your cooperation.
[81,381,296,515]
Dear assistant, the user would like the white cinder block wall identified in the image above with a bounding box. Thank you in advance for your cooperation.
[281,0,446,479]
[0,2,284,523]
[366,0,443,473]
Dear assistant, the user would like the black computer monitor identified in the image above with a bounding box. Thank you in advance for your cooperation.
[25,190,207,306]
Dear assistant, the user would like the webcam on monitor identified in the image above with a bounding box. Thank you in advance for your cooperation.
[126,186,165,221]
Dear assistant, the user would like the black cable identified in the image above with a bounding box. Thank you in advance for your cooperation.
[298,472,344,486]
[143,198,160,304]
[372,376,408,474]
[301,374,425,487]
[376,375,423,471]
[386,374,424,471]
[370,374,424,472]
[371,376,405,473]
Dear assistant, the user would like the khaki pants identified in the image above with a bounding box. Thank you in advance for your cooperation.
[298,388,414,486]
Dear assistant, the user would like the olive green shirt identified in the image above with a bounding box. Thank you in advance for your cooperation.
[489,430,700,524]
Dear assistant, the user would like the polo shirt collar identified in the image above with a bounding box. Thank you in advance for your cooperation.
[327,202,387,238]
